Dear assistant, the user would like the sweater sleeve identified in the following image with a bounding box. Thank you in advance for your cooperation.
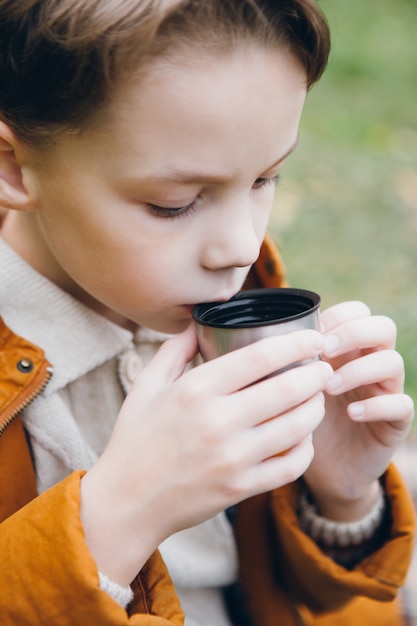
[0,471,184,626]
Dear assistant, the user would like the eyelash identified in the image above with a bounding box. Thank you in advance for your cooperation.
[147,174,280,220]
[147,198,201,220]
[253,174,280,190]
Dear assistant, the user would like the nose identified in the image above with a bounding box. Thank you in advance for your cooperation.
[200,202,262,271]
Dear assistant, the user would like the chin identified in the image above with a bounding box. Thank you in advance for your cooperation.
[134,314,191,336]
[159,319,190,335]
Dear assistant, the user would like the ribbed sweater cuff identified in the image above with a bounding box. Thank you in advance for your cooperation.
[98,571,134,609]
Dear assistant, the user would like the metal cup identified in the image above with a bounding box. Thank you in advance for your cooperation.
[192,287,321,371]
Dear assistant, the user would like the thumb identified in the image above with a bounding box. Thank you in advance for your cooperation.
[132,323,199,390]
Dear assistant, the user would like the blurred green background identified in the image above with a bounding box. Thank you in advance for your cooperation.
[270,0,417,415]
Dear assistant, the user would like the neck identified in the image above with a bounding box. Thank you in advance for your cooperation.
[1,210,137,332]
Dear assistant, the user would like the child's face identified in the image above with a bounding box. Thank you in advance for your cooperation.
[19,45,306,333]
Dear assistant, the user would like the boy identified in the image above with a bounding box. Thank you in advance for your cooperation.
[0,1,414,624]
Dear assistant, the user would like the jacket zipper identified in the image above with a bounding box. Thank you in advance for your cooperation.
[0,363,53,437]
[292,603,306,626]
[287,590,306,626]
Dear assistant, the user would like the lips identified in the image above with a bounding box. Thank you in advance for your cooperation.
[185,292,239,312]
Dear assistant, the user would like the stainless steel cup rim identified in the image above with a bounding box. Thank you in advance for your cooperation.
[192,288,321,329]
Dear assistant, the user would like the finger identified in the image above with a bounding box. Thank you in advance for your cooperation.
[248,392,325,461]
[325,349,405,395]
[320,301,370,333]
[243,435,315,496]
[186,329,324,395]
[348,394,414,426]
[323,315,397,358]
[134,323,198,387]
[233,360,332,427]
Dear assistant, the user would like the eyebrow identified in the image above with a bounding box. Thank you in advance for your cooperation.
[143,136,299,185]
[262,136,299,172]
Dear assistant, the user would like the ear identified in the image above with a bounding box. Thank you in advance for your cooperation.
[0,121,35,211]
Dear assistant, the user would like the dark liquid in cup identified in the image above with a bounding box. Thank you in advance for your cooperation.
[193,288,320,329]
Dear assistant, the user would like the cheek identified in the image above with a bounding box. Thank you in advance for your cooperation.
[253,189,276,237]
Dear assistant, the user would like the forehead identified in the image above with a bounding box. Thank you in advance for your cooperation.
[109,43,305,131]
[107,46,303,162]
[43,44,306,179]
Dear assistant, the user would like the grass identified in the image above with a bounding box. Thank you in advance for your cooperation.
[269,0,417,414]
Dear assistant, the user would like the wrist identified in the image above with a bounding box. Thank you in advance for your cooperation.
[80,465,160,587]
[307,480,382,522]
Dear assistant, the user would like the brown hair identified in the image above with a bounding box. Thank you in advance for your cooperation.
[0,0,330,147]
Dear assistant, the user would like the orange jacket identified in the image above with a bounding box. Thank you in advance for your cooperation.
[0,235,415,625]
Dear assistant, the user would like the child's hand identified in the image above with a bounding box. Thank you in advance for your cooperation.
[80,323,332,585]
[304,301,414,521]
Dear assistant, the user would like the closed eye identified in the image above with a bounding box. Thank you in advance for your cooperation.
[252,174,281,190]
[146,174,280,219]
[146,196,201,219]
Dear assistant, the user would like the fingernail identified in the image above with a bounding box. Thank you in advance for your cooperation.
[320,361,334,383]
[323,334,339,355]
[310,330,324,352]
[326,372,342,392]
[349,403,366,420]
